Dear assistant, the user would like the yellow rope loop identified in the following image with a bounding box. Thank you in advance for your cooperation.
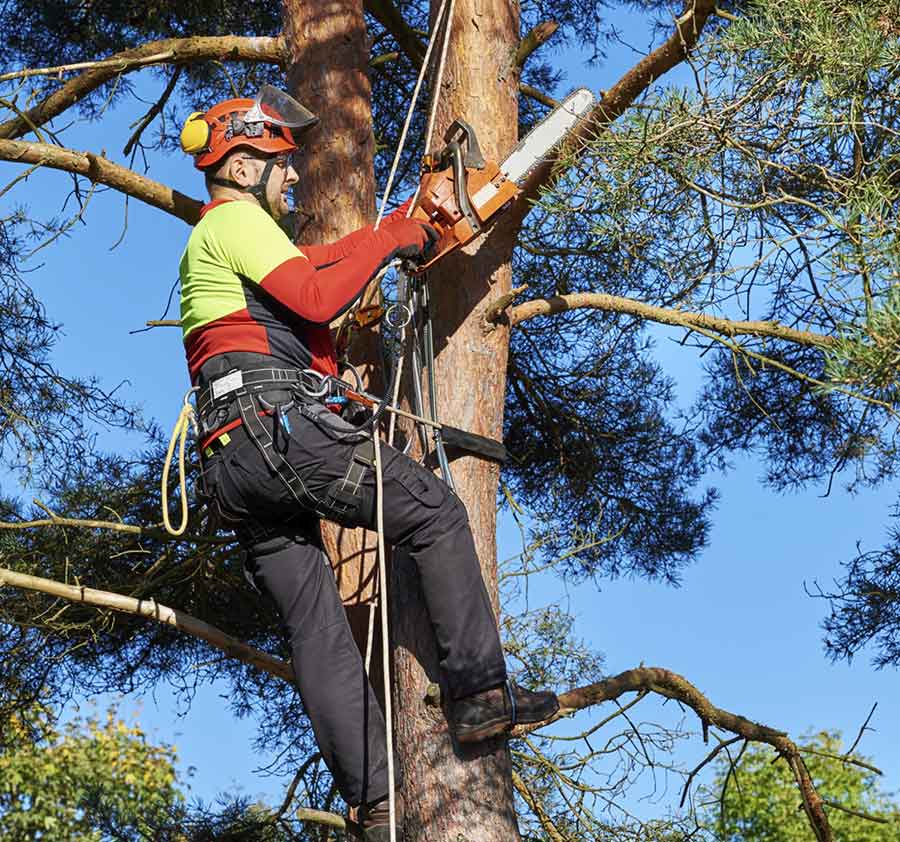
[161,389,199,537]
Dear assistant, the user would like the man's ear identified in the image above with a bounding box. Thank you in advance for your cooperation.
[224,153,253,188]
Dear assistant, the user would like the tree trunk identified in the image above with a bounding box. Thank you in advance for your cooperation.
[282,0,523,836]
[392,0,522,838]
[281,0,385,694]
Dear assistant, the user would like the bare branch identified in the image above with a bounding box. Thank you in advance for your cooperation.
[0,35,285,141]
[820,798,893,824]
[123,66,183,156]
[364,0,426,66]
[512,770,566,842]
[515,21,559,69]
[845,701,878,757]
[500,290,835,348]
[519,83,560,109]
[0,505,224,544]
[0,138,202,223]
[0,52,176,82]
[0,566,293,683]
[514,666,834,842]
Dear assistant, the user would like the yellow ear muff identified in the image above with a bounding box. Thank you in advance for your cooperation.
[180,112,211,154]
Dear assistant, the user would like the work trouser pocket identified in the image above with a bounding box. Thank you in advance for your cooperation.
[315,438,377,527]
[297,400,370,444]
[391,457,448,509]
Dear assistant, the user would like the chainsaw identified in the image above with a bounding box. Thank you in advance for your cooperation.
[409,88,596,272]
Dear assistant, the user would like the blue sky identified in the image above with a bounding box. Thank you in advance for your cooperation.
[2,6,899,824]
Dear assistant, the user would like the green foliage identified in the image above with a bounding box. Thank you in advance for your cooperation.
[702,732,900,841]
[0,216,140,483]
[825,285,900,402]
[723,0,900,96]
[0,701,183,841]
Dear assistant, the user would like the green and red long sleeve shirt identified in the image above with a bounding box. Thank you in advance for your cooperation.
[179,198,408,382]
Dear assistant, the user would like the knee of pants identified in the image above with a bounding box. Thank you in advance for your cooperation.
[423,488,470,541]
[445,490,469,526]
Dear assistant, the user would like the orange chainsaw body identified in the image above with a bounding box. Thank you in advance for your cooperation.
[409,120,521,272]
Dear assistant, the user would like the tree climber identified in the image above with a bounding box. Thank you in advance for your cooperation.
[177,86,559,839]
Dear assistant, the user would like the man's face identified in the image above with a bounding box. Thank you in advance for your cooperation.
[267,153,300,220]
[225,151,299,220]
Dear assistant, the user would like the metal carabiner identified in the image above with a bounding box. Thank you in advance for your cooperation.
[298,369,331,398]
[385,303,412,330]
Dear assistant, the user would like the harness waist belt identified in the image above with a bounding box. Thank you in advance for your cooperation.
[196,367,326,419]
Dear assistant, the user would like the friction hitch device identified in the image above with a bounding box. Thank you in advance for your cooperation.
[410,119,521,272]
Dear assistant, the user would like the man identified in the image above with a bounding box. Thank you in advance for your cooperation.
[178,86,559,839]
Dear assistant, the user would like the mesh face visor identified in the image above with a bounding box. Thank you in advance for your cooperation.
[243,85,319,144]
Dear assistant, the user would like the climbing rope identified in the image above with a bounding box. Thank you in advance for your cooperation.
[366,1,458,838]
[375,0,457,229]
[161,388,199,537]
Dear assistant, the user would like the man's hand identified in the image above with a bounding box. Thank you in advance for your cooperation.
[384,218,440,264]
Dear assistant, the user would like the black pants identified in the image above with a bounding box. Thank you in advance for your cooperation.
[201,395,508,807]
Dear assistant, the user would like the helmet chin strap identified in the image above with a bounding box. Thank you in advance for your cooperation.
[209,157,280,218]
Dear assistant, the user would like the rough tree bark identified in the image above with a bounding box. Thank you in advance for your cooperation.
[280,0,523,834]
[280,0,386,696]
[390,0,523,839]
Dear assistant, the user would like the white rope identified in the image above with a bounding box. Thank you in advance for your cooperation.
[374,0,453,229]
[422,0,457,163]
[364,599,377,675]
[371,429,397,842]
[365,7,458,838]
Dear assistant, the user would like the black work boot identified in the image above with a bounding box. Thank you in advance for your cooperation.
[358,796,392,842]
[450,681,560,743]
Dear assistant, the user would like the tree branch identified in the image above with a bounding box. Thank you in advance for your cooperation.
[0,566,293,683]
[519,83,559,109]
[512,0,720,218]
[0,505,224,544]
[497,291,835,348]
[515,22,559,69]
[363,1,557,107]
[0,35,285,141]
[123,66,183,156]
[0,52,177,83]
[364,0,426,66]
[515,666,833,842]
[0,138,202,223]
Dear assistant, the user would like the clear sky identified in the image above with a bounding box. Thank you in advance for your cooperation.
[2,7,899,824]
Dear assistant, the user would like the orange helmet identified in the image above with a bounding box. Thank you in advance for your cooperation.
[180,86,318,171]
